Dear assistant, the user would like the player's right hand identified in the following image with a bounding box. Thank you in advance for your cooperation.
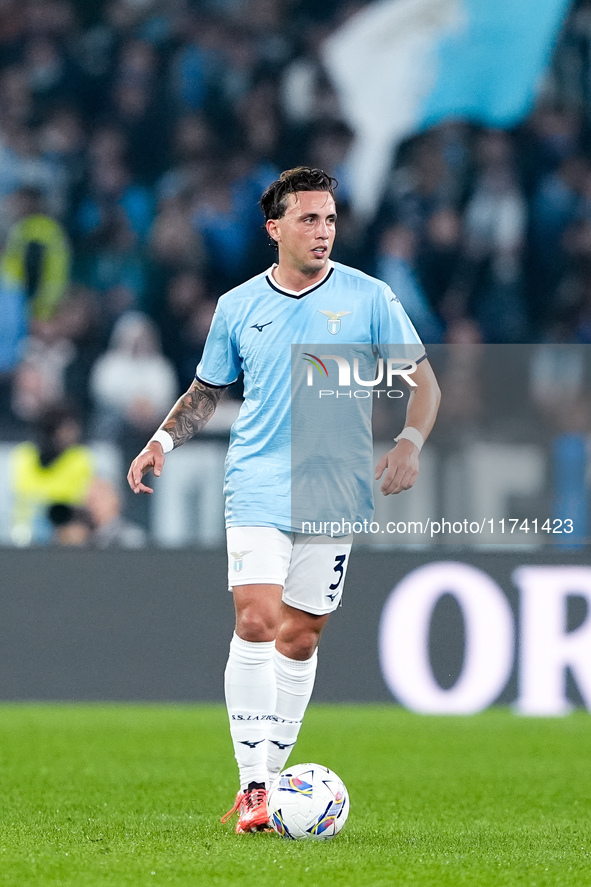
[127,441,165,494]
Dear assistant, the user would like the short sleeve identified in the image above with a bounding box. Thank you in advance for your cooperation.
[196,303,241,386]
[373,285,426,363]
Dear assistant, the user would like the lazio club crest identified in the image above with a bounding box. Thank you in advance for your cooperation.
[319,310,351,335]
[230,550,252,572]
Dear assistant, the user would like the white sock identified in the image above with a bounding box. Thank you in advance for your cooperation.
[267,648,318,783]
[224,632,277,790]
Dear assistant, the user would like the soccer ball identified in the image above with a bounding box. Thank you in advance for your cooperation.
[267,763,349,840]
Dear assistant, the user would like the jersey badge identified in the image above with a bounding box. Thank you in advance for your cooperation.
[318,310,351,335]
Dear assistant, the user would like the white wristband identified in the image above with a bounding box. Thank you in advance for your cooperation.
[394,426,424,452]
[149,429,174,454]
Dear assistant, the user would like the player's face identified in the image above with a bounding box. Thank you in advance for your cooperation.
[267,191,337,278]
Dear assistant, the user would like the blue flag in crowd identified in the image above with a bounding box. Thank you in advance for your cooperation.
[324,0,571,215]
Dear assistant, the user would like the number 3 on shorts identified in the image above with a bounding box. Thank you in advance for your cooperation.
[329,554,348,591]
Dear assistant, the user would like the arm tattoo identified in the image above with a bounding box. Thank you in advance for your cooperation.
[161,379,224,448]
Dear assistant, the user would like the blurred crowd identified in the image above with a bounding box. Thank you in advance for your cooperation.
[1,0,591,542]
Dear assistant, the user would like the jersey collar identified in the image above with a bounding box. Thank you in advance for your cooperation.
[265,261,334,299]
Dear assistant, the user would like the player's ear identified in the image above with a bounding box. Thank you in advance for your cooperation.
[266,218,280,243]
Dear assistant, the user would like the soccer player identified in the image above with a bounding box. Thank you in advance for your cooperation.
[127,167,440,833]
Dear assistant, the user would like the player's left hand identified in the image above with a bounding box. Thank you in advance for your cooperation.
[127,440,165,494]
[375,439,419,495]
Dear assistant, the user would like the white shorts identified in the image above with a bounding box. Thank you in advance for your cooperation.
[226,526,353,615]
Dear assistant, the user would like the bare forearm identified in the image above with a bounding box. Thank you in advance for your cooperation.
[160,378,224,448]
[376,359,440,495]
[404,359,441,441]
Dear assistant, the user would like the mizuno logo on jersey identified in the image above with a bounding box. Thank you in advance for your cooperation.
[250,321,273,332]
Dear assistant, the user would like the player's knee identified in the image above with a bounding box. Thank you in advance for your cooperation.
[277,623,324,660]
[289,634,318,660]
[235,607,277,643]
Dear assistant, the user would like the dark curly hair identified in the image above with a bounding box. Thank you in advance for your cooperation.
[260,167,338,223]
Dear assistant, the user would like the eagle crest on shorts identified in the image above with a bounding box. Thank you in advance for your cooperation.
[230,550,252,572]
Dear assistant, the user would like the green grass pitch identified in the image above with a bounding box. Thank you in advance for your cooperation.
[0,704,590,887]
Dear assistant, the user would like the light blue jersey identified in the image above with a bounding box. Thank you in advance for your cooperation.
[196,261,425,531]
